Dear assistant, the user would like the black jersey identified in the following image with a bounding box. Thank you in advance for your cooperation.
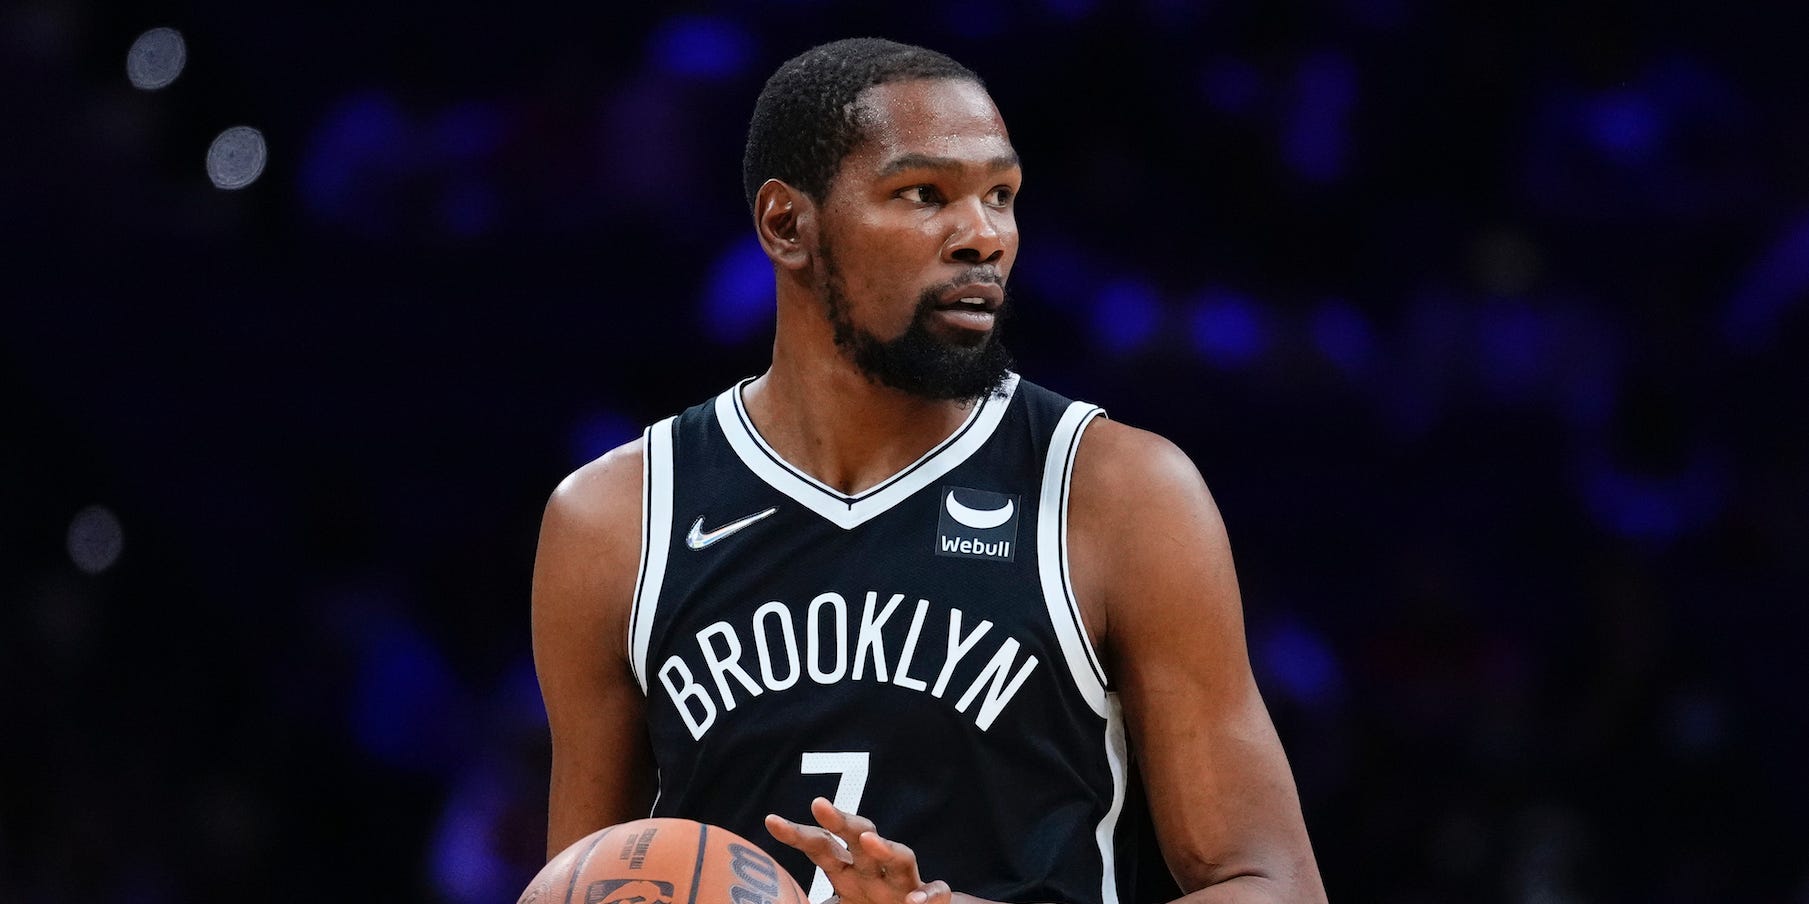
[629,374,1125,904]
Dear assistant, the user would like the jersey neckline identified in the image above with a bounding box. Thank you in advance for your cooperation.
[712,372,1021,530]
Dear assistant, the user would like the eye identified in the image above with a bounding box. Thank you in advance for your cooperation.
[987,186,1015,207]
[899,184,944,204]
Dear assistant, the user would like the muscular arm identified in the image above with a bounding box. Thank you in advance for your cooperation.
[532,440,658,859]
[1069,420,1325,903]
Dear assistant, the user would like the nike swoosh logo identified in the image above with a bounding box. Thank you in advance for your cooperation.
[945,491,1014,530]
[686,507,778,550]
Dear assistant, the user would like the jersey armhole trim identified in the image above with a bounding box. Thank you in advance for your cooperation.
[630,416,677,693]
[1037,402,1109,717]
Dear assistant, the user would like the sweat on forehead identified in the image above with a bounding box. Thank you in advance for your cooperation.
[741,37,987,211]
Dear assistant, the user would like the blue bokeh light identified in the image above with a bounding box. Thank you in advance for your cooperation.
[569,410,638,466]
[351,618,461,773]
[1583,469,1685,542]
[429,101,507,164]
[1190,289,1269,368]
[1091,279,1162,353]
[299,90,410,235]
[1580,453,1725,546]
[1283,51,1356,184]
[429,776,510,904]
[1258,619,1345,708]
[1309,297,1376,378]
[1721,211,1809,353]
[701,236,775,345]
[1014,232,1101,313]
[1586,89,1664,162]
[648,15,755,81]
[1477,302,1548,402]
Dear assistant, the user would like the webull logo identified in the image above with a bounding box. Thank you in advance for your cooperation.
[936,486,1020,562]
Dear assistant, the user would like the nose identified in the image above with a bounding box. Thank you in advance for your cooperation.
[944,198,1009,266]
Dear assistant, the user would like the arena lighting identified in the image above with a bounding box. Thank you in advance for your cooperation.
[1309,298,1376,378]
[207,125,267,189]
[569,410,637,467]
[1190,288,1269,368]
[648,14,754,80]
[701,236,776,345]
[1282,51,1355,184]
[1090,278,1161,354]
[67,505,124,574]
[126,26,185,90]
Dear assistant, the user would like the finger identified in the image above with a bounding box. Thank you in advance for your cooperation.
[857,832,921,885]
[809,798,877,852]
[765,814,854,869]
[906,880,951,904]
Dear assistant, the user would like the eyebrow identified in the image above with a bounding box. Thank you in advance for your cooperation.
[877,151,1022,178]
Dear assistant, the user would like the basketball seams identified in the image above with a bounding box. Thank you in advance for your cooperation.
[564,825,619,904]
[687,824,709,904]
[528,817,807,904]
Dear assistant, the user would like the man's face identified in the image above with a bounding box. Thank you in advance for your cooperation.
[813,78,1023,400]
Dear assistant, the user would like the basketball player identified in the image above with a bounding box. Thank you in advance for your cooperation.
[533,38,1325,904]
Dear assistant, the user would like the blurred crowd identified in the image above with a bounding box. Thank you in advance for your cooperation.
[4,1,1806,901]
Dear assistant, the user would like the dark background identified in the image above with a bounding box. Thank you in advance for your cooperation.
[5,1,1807,901]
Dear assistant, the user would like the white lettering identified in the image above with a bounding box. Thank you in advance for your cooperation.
[752,601,801,691]
[852,592,903,681]
[697,621,763,711]
[938,536,1010,558]
[891,599,931,692]
[955,639,1039,730]
[658,656,716,739]
[807,592,849,684]
[932,608,993,698]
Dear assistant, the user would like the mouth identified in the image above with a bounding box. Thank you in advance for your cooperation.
[931,283,1005,333]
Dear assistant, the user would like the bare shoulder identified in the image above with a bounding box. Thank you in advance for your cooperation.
[1066,417,1236,657]
[1070,416,1216,508]
[546,437,646,532]
[1069,417,1228,555]
[533,437,647,665]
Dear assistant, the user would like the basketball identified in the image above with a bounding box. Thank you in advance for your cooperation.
[518,818,809,904]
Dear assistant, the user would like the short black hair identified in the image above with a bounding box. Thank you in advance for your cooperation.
[742,37,984,213]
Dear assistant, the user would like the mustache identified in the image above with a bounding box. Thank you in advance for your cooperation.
[940,267,1005,291]
[915,268,1009,312]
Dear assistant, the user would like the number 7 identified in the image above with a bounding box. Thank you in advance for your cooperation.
[799,751,870,903]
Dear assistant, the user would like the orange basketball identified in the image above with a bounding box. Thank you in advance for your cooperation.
[518,818,809,904]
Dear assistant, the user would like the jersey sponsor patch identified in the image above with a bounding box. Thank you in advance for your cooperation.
[936,486,1020,561]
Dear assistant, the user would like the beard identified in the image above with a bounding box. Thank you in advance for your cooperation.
[819,242,1016,402]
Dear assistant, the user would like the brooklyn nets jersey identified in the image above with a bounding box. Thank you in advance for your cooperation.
[629,373,1127,904]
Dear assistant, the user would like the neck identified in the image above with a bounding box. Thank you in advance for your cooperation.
[742,302,980,496]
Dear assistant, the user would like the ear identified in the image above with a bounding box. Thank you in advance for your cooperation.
[753,179,815,272]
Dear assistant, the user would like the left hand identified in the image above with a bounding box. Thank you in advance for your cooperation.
[765,798,952,904]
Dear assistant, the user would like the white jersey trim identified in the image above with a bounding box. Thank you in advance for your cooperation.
[1097,694,1128,904]
[713,373,1022,531]
[1038,401,1109,717]
[630,416,677,693]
